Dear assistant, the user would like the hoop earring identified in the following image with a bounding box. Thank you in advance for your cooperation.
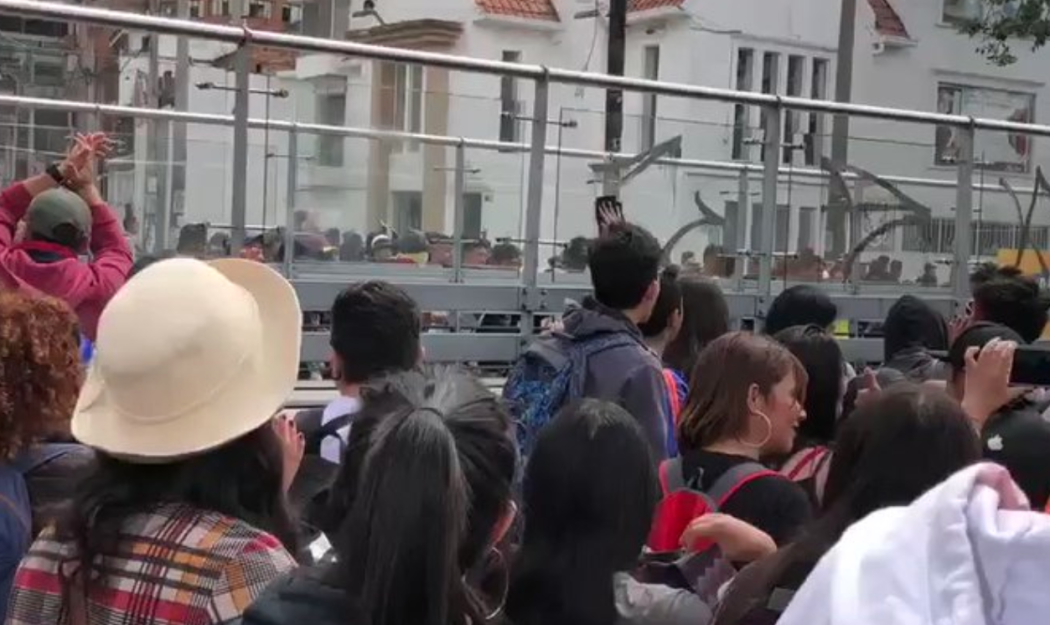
[483,547,509,621]
[740,411,772,449]
[462,547,509,622]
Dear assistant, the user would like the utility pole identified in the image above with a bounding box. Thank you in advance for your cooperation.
[828,0,857,258]
[171,0,190,236]
[146,0,168,252]
[602,0,627,197]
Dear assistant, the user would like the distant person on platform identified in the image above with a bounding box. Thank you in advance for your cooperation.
[0,133,132,340]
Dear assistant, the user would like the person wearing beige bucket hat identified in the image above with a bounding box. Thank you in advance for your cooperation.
[7,257,307,625]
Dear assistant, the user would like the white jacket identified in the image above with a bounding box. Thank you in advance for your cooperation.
[779,463,1050,625]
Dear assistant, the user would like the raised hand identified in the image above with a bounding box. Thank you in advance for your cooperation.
[273,412,305,493]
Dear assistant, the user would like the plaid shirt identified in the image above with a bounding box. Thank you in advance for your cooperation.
[6,504,296,625]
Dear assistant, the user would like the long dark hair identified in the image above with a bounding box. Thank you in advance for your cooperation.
[55,424,298,591]
[714,384,980,624]
[773,324,844,446]
[506,399,660,625]
[325,369,517,625]
[663,277,730,375]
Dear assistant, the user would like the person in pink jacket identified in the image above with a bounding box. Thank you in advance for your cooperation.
[0,133,132,340]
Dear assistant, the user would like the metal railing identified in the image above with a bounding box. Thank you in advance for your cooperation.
[0,0,1047,364]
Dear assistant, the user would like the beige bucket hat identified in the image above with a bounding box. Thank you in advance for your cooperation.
[72,257,302,460]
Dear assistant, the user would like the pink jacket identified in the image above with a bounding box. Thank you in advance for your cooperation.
[0,182,132,340]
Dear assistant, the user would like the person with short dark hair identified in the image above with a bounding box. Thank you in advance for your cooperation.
[947,322,1050,509]
[763,285,838,336]
[882,294,950,381]
[0,133,132,341]
[971,267,1050,343]
[563,223,669,457]
[305,281,422,462]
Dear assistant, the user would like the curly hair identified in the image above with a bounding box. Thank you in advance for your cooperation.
[0,291,82,459]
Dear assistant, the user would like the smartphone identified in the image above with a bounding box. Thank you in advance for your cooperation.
[594,195,624,230]
[1009,345,1050,386]
[933,345,1050,387]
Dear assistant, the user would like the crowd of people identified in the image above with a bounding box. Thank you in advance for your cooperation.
[3,133,1050,625]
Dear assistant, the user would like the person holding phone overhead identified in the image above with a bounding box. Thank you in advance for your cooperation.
[946,323,1050,509]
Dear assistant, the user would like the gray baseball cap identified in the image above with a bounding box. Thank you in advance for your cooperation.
[26,188,91,242]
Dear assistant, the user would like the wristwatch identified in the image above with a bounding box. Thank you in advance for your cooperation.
[46,162,67,187]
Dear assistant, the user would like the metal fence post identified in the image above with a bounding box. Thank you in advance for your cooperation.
[734,168,749,282]
[952,125,975,303]
[758,104,782,297]
[282,124,298,277]
[229,44,251,255]
[521,74,550,338]
[452,141,467,283]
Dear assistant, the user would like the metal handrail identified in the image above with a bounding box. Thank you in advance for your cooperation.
[0,93,1036,195]
[4,0,1050,136]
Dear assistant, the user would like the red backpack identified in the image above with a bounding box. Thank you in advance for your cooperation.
[647,458,777,552]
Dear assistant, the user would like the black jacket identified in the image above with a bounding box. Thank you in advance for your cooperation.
[238,572,361,625]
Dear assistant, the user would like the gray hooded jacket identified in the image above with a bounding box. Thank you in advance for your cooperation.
[561,297,670,459]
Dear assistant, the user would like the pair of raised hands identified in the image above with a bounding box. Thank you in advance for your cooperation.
[60,132,114,192]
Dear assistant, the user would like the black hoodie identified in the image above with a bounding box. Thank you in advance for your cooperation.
[237,572,357,625]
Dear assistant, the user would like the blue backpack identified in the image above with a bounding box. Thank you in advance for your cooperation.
[0,445,77,618]
[503,331,636,458]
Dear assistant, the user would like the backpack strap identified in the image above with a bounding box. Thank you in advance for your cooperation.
[315,413,354,447]
[784,446,829,481]
[568,333,640,398]
[658,458,689,495]
[707,462,779,510]
[663,369,682,418]
[12,443,80,475]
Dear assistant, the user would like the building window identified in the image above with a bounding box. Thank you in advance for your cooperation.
[394,64,424,151]
[782,55,804,164]
[188,0,202,17]
[464,193,483,239]
[248,0,272,18]
[798,206,815,251]
[942,0,1020,24]
[640,45,660,151]
[775,205,790,253]
[316,91,346,166]
[211,0,230,16]
[760,52,779,95]
[731,48,754,160]
[282,2,303,24]
[499,51,521,143]
[934,83,1034,172]
[806,58,829,166]
[393,191,423,233]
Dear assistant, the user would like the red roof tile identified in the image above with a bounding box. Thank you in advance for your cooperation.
[867,0,909,38]
[628,0,683,11]
[475,0,559,21]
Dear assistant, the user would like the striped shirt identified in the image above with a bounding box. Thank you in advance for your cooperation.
[6,504,296,625]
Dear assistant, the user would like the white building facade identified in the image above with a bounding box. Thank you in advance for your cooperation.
[114,0,1050,278]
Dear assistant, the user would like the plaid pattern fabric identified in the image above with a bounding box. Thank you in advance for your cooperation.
[6,504,296,625]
